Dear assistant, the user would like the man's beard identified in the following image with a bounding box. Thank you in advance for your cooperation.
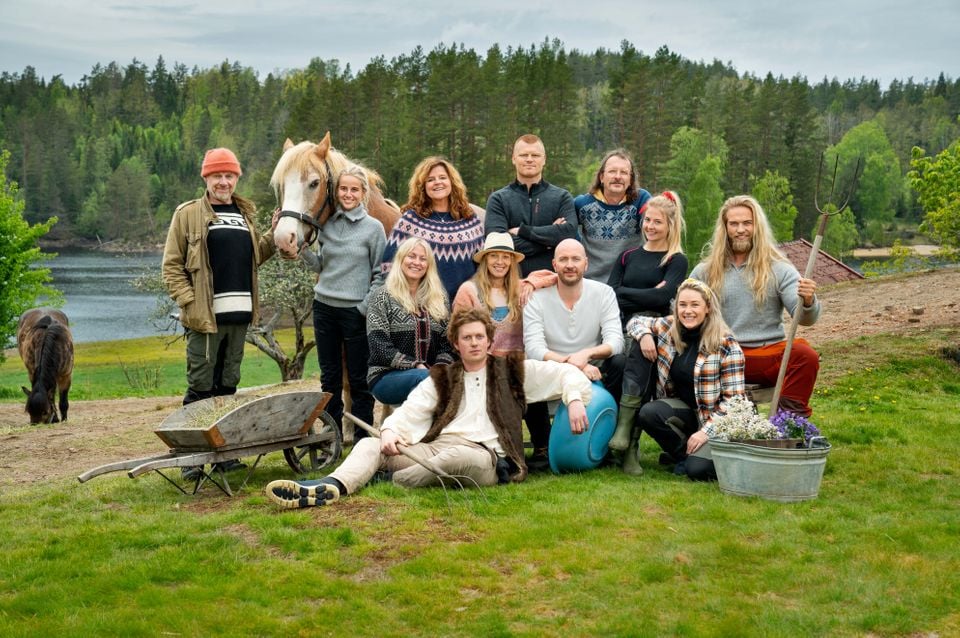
[730,237,752,254]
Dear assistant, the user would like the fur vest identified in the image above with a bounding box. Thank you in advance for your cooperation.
[424,354,528,482]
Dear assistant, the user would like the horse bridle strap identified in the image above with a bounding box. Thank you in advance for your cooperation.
[277,156,337,245]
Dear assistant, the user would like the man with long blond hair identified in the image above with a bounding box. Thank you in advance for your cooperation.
[690,195,820,416]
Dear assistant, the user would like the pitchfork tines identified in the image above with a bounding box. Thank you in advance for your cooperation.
[814,153,863,218]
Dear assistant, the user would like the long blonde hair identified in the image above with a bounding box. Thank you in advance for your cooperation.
[644,190,685,266]
[669,279,733,355]
[473,252,523,324]
[384,237,449,321]
[699,195,788,306]
[403,156,474,220]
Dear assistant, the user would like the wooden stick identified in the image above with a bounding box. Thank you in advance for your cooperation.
[342,412,452,479]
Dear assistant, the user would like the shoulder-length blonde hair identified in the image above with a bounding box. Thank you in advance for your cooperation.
[669,278,733,355]
[385,237,449,321]
[472,251,523,324]
[644,190,685,266]
[403,156,474,220]
[699,195,788,306]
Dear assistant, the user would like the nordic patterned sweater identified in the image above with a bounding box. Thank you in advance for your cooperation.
[365,287,456,388]
[376,209,484,303]
[574,190,652,283]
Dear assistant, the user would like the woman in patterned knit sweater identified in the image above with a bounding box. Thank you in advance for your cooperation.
[377,157,484,303]
[367,237,456,405]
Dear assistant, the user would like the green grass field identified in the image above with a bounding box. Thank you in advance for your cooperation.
[1,329,958,637]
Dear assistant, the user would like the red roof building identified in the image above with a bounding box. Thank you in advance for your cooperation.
[779,239,864,284]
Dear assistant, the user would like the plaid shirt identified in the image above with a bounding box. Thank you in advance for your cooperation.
[627,316,746,428]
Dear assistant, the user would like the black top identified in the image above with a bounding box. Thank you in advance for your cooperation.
[669,325,701,412]
[207,202,254,325]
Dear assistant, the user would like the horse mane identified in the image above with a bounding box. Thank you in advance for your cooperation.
[34,323,69,395]
[269,140,386,200]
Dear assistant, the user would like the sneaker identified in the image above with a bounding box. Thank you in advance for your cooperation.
[212,459,247,473]
[181,466,203,481]
[266,479,340,509]
[527,447,550,473]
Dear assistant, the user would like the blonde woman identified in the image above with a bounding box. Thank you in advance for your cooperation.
[301,165,385,435]
[622,278,746,480]
[608,190,688,321]
[452,232,557,357]
[366,237,455,405]
[608,191,689,470]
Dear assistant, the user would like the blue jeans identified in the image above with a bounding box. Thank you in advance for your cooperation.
[312,300,374,432]
[370,368,430,405]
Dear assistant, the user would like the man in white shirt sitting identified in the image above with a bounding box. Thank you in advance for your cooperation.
[266,307,592,508]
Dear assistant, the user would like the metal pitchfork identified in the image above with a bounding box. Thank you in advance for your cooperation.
[342,412,489,508]
[769,153,863,418]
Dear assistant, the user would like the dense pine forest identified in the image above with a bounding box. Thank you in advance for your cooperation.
[2,39,957,254]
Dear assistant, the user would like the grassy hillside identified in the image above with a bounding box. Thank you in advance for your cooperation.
[0,329,958,636]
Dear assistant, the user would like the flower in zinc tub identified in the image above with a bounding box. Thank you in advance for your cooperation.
[703,395,778,442]
[770,410,821,444]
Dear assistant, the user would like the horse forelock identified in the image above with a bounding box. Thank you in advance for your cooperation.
[271,140,385,199]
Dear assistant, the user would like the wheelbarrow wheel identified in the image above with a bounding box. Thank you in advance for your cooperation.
[284,411,342,474]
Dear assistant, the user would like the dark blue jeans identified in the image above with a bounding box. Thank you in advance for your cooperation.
[313,300,374,435]
[370,368,430,405]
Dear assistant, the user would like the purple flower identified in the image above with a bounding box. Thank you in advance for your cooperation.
[771,410,821,443]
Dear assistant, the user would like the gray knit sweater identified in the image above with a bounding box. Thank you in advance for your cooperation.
[689,259,820,348]
[300,203,386,315]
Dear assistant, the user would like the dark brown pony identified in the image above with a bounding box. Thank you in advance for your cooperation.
[18,308,74,424]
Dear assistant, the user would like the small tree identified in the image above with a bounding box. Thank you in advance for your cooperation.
[0,150,63,359]
[247,256,317,381]
[909,143,960,259]
[684,154,725,258]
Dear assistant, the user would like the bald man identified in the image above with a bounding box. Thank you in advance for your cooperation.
[521,239,625,467]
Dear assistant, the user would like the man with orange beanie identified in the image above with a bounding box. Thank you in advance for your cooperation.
[162,148,276,476]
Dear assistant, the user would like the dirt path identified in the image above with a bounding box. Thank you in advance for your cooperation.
[1,269,957,490]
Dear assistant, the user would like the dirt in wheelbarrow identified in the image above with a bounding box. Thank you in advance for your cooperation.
[0,269,957,490]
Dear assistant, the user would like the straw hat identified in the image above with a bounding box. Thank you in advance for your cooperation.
[473,232,525,263]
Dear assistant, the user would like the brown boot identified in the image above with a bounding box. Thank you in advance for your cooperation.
[610,394,643,451]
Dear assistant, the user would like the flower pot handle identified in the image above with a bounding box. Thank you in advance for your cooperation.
[808,436,830,449]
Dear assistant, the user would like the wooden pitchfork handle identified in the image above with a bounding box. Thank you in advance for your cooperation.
[342,412,452,479]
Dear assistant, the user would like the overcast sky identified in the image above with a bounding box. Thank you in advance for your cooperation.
[2,0,956,88]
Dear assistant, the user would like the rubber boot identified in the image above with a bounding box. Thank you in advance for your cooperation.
[621,432,644,476]
[610,394,644,451]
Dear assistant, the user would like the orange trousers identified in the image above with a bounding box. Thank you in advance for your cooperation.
[741,338,819,417]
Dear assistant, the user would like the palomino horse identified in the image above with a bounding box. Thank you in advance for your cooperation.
[272,132,401,259]
[18,308,74,424]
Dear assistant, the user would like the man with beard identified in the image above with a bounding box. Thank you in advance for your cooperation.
[522,239,625,468]
[163,148,276,478]
[574,149,652,283]
[690,195,821,417]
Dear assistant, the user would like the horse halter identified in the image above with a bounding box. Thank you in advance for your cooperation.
[277,156,337,248]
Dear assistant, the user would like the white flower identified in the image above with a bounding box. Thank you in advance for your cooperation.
[704,395,778,441]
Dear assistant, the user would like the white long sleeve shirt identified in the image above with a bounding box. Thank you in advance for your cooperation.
[380,359,592,455]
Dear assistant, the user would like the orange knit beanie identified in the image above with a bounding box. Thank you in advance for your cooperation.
[201,148,242,177]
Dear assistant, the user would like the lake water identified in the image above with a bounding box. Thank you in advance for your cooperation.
[45,250,167,343]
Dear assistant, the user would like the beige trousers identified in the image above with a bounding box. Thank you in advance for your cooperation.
[329,434,499,494]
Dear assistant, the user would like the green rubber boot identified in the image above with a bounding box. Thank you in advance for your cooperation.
[610,394,644,451]
[622,433,644,476]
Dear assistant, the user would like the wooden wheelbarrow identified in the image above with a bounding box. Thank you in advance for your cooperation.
[78,391,342,496]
